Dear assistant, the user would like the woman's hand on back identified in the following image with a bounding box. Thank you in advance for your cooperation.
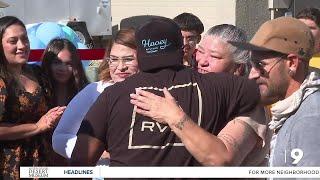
[36,106,66,133]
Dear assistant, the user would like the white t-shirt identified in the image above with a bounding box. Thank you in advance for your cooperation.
[52,81,113,158]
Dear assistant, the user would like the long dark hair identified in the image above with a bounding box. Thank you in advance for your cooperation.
[41,38,88,105]
[0,16,30,93]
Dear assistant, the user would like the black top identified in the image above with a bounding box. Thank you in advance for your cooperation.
[78,68,260,166]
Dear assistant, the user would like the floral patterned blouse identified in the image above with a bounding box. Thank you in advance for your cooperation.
[0,65,51,179]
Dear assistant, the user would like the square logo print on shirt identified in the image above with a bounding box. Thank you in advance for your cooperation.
[128,83,202,149]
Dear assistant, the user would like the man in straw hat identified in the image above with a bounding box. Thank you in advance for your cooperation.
[230,16,320,166]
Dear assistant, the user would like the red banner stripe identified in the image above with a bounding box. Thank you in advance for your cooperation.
[28,49,106,61]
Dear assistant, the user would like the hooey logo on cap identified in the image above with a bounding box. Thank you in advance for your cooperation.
[141,38,171,54]
[135,17,183,72]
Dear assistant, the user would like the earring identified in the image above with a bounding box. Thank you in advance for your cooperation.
[288,69,294,76]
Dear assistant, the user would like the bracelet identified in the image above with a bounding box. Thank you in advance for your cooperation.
[174,113,189,130]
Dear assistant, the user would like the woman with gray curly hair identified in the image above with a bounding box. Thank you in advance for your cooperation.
[196,24,250,76]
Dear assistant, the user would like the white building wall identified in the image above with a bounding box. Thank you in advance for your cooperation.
[111,0,236,34]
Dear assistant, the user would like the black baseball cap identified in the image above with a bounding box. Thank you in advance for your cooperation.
[135,17,183,72]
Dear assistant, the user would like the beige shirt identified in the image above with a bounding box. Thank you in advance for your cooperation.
[239,107,272,166]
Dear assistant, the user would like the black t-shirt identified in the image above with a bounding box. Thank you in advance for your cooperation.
[78,68,260,166]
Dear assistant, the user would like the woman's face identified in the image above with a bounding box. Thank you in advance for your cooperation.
[196,36,236,74]
[108,43,138,83]
[2,24,30,66]
[50,49,73,84]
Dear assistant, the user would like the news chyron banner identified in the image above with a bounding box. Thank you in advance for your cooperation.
[21,167,320,179]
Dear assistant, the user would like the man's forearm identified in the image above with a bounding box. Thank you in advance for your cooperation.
[168,113,258,166]
[167,113,233,166]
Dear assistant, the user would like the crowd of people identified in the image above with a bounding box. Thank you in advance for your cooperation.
[0,3,320,179]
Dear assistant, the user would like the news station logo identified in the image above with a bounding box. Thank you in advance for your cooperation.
[287,148,303,165]
[28,167,48,178]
